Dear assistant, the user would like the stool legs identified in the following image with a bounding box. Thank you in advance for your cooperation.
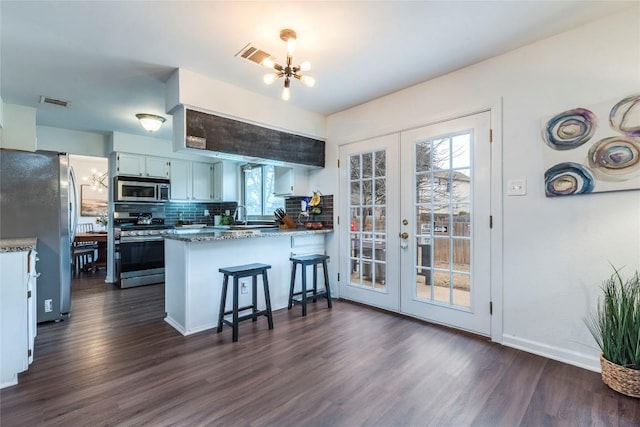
[218,264,273,342]
[323,259,333,308]
[233,276,242,342]
[217,275,229,333]
[262,271,274,330]
[301,264,307,317]
[288,256,332,316]
[288,263,297,310]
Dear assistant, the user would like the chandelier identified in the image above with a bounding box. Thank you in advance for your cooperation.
[261,29,315,101]
[83,169,108,192]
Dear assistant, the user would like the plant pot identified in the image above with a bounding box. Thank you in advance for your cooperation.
[600,354,640,398]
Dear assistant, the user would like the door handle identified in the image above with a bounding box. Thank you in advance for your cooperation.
[399,232,409,239]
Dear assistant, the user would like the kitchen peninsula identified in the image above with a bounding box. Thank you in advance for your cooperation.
[164,228,332,335]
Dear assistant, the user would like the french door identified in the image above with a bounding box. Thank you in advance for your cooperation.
[339,112,492,335]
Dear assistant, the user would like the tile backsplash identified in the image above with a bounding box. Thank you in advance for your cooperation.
[285,195,333,229]
[164,201,238,226]
[114,195,333,228]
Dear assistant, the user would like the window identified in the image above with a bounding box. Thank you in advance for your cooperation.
[242,164,284,217]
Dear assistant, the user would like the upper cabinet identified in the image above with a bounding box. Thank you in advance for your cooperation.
[116,153,170,179]
[213,161,237,201]
[172,106,326,168]
[169,160,214,202]
[274,166,309,197]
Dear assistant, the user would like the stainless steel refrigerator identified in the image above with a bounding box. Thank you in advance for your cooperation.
[0,149,72,322]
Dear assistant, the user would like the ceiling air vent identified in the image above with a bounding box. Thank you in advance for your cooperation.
[235,43,274,66]
[40,96,70,107]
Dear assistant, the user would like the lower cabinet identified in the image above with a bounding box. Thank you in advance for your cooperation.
[1,249,37,389]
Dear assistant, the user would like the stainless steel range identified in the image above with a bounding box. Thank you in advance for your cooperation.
[114,211,172,289]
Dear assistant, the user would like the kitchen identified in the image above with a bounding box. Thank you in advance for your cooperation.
[1,1,639,424]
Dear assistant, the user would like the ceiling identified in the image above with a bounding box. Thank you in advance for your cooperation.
[1,1,633,141]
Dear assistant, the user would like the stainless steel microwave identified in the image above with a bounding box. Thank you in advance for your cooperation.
[115,177,170,202]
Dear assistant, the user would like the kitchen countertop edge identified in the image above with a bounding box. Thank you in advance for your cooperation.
[164,228,333,242]
[0,238,38,253]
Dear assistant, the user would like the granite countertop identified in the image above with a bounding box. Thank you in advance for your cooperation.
[0,238,37,253]
[164,227,333,242]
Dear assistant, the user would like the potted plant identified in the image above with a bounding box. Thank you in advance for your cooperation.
[585,266,640,398]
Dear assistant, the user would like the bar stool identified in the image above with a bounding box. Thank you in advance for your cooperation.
[217,263,274,342]
[288,254,332,316]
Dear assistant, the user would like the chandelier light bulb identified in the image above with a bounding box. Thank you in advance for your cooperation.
[281,86,291,101]
[262,58,275,69]
[301,75,315,88]
[286,37,296,55]
[263,73,277,85]
[299,61,311,72]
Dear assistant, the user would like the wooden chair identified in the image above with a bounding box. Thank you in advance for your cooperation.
[72,223,98,274]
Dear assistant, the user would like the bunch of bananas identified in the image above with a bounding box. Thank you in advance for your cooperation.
[309,191,322,215]
[309,191,322,207]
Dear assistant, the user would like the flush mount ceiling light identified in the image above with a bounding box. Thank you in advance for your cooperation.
[136,113,166,132]
[261,29,315,101]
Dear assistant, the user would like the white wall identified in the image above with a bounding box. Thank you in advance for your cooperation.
[0,104,36,151]
[69,154,109,229]
[322,7,640,371]
[37,126,110,157]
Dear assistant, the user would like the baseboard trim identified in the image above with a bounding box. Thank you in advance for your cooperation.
[502,334,600,372]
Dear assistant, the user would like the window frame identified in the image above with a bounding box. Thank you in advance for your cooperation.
[241,164,284,220]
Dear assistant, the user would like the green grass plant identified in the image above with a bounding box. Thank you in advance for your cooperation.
[585,267,640,369]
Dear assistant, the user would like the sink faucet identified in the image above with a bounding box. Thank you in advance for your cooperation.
[235,205,248,225]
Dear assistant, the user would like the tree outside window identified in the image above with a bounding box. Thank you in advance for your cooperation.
[243,165,284,217]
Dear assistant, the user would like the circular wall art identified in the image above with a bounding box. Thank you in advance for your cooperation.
[587,136,640,181]
[542,108,597,151]
[609,94,640,137]
[544,162,595,197]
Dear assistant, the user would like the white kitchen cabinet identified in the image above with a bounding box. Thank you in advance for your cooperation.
[212,161,237,201]
[169,159,191,200]
[169,160,214,201]
[116,153,170,179]
[191,162,214,201]
[274,166,309,197]
[144,156,171,179]
[1,249,37,389]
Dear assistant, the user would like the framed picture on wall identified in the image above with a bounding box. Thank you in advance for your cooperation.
[80,185,108,216]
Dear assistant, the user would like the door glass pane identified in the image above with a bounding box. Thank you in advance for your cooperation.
[374,207,386,232]
[375,151,386,177]
[433,269,450,304]
[349,150,387,291]
[362,180,373,206]
[350,155,361,180]
[351,181,361,205]
[452,273,470,307]
[362,153,373,178]
[413,131,473,306]
[375,178,385,204]
[415,140,432,172]
[452,169,470,203]
[453,239,470,273]
[452,134,471,169]
[374,263,386,289]
[433,137,451,170]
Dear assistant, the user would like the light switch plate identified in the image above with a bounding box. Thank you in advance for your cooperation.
[507,179,527,196]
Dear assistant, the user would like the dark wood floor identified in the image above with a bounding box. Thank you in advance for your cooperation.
[1,273,638,426]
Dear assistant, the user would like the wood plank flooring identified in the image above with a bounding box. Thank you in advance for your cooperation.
[1,273,638,426]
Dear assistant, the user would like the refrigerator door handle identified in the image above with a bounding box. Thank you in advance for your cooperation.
[69,166,79,242]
